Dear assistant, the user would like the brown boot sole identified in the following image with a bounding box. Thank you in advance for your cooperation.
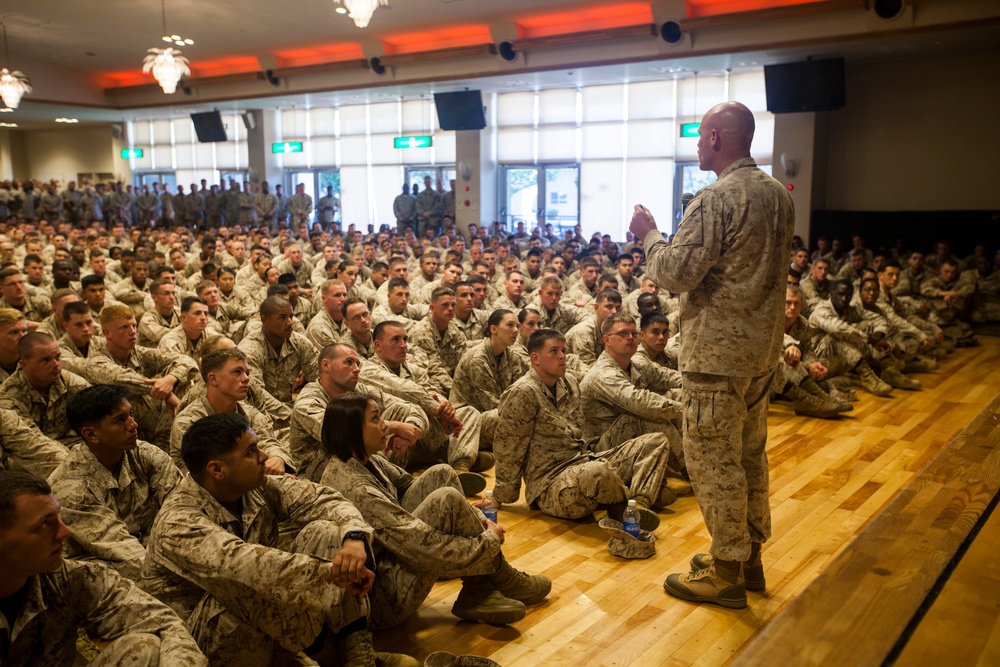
[663,573,747,609]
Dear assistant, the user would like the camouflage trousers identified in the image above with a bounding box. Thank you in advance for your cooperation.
[479,408,500,449]
[385,405,481,471]
[537,433,671,520]
[594,413,686,474]
[89,633,165,666]
[972,302,1000,323]
[187,521,369,667]
[682,371,774,563]
[771,360,810,394]
[812,334,881,377]
[369,465,495,629]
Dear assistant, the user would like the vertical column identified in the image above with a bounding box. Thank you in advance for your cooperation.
[773,112,826,246]
[454,130,481,239]
[0,129,14,180]
[454,96,497,239]
[247,109,283,191]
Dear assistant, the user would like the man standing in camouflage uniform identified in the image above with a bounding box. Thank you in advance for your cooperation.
[415,176,441,238]
[136,185,159,225]
[393,183,416,233]
[631,101,794,608]
[140,413,417,667]
[238,182,257,226]
[288,183,314,227]
[253,181,278,230]
[0,471,208,666]
[318,186,340,227]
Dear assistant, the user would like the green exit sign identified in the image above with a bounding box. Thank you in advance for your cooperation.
[394,136,432,149]
[121,148,144,159]
[272,141,304,154]
[680,123,700,138]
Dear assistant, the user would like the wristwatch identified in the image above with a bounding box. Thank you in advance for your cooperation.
[343,531,367,543]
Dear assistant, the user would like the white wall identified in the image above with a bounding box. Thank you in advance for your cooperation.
[824,49,1000,211]
[6,125,129,184]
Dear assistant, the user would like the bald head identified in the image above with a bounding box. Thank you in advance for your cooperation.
[699,101,755,175]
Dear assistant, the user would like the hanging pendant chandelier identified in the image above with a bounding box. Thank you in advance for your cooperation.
[0,23,31,109]
[143,0,193,94]
[334,0,389,29]
[143,47,190,94]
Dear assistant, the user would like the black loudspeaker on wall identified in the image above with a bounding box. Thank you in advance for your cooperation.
[660,21,684,45]
[241,112,256,131]
[370,57,386,75]
[872,0,906,20]
[498,41,517,62]
[190,111,228,142]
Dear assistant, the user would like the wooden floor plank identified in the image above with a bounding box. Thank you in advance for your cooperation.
[372,339,1000,666]
[729,344,1000,667]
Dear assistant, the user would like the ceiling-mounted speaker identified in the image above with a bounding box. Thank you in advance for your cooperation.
[241,112,256,131]
[370,57,386,76]
[498,41,517,62]
[265,69,280,86]
[660,21,684,45]
[872,0,906,20]
[110,124,123,140]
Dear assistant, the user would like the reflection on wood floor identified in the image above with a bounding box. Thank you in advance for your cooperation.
[375,338,1000,667]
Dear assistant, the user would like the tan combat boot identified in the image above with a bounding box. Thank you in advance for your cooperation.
[335,629,420,667]
[880,362,922,390]
[786,384,843,419]
[451,578,526,625]
[486,557,551,605]
[799,377,852,412]
[663,558,746,609]
[690,541,765,592]
[855,360,893,396]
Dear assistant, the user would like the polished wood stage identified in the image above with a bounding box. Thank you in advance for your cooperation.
[375,338,1000,666]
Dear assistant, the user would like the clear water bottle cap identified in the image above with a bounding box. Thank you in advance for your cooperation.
[627,499,636,507]
[485,490,494,497]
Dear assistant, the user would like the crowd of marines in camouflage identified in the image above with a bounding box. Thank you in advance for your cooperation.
[0,102,996,665]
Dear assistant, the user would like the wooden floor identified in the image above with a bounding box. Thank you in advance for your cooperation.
[374,338,1000,667]
[895,493,1000,667]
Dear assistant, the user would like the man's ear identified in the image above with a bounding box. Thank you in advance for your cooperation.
[205,459,226,481]
[80,425,100,447]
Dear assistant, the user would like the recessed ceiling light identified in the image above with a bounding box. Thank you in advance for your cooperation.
[0,108,13,113]
[0,122,17,128]
[55,117,79,123]
[336,6,348,13]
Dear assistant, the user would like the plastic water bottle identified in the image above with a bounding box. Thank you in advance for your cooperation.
[622,499,641,538]
[481,490,498,523]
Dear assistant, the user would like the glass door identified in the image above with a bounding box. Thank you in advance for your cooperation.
[501,164,579,236]
[284,169,342,226]
[405,166,456,197]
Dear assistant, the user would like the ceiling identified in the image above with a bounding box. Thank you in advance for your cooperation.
[1,0,998,129]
